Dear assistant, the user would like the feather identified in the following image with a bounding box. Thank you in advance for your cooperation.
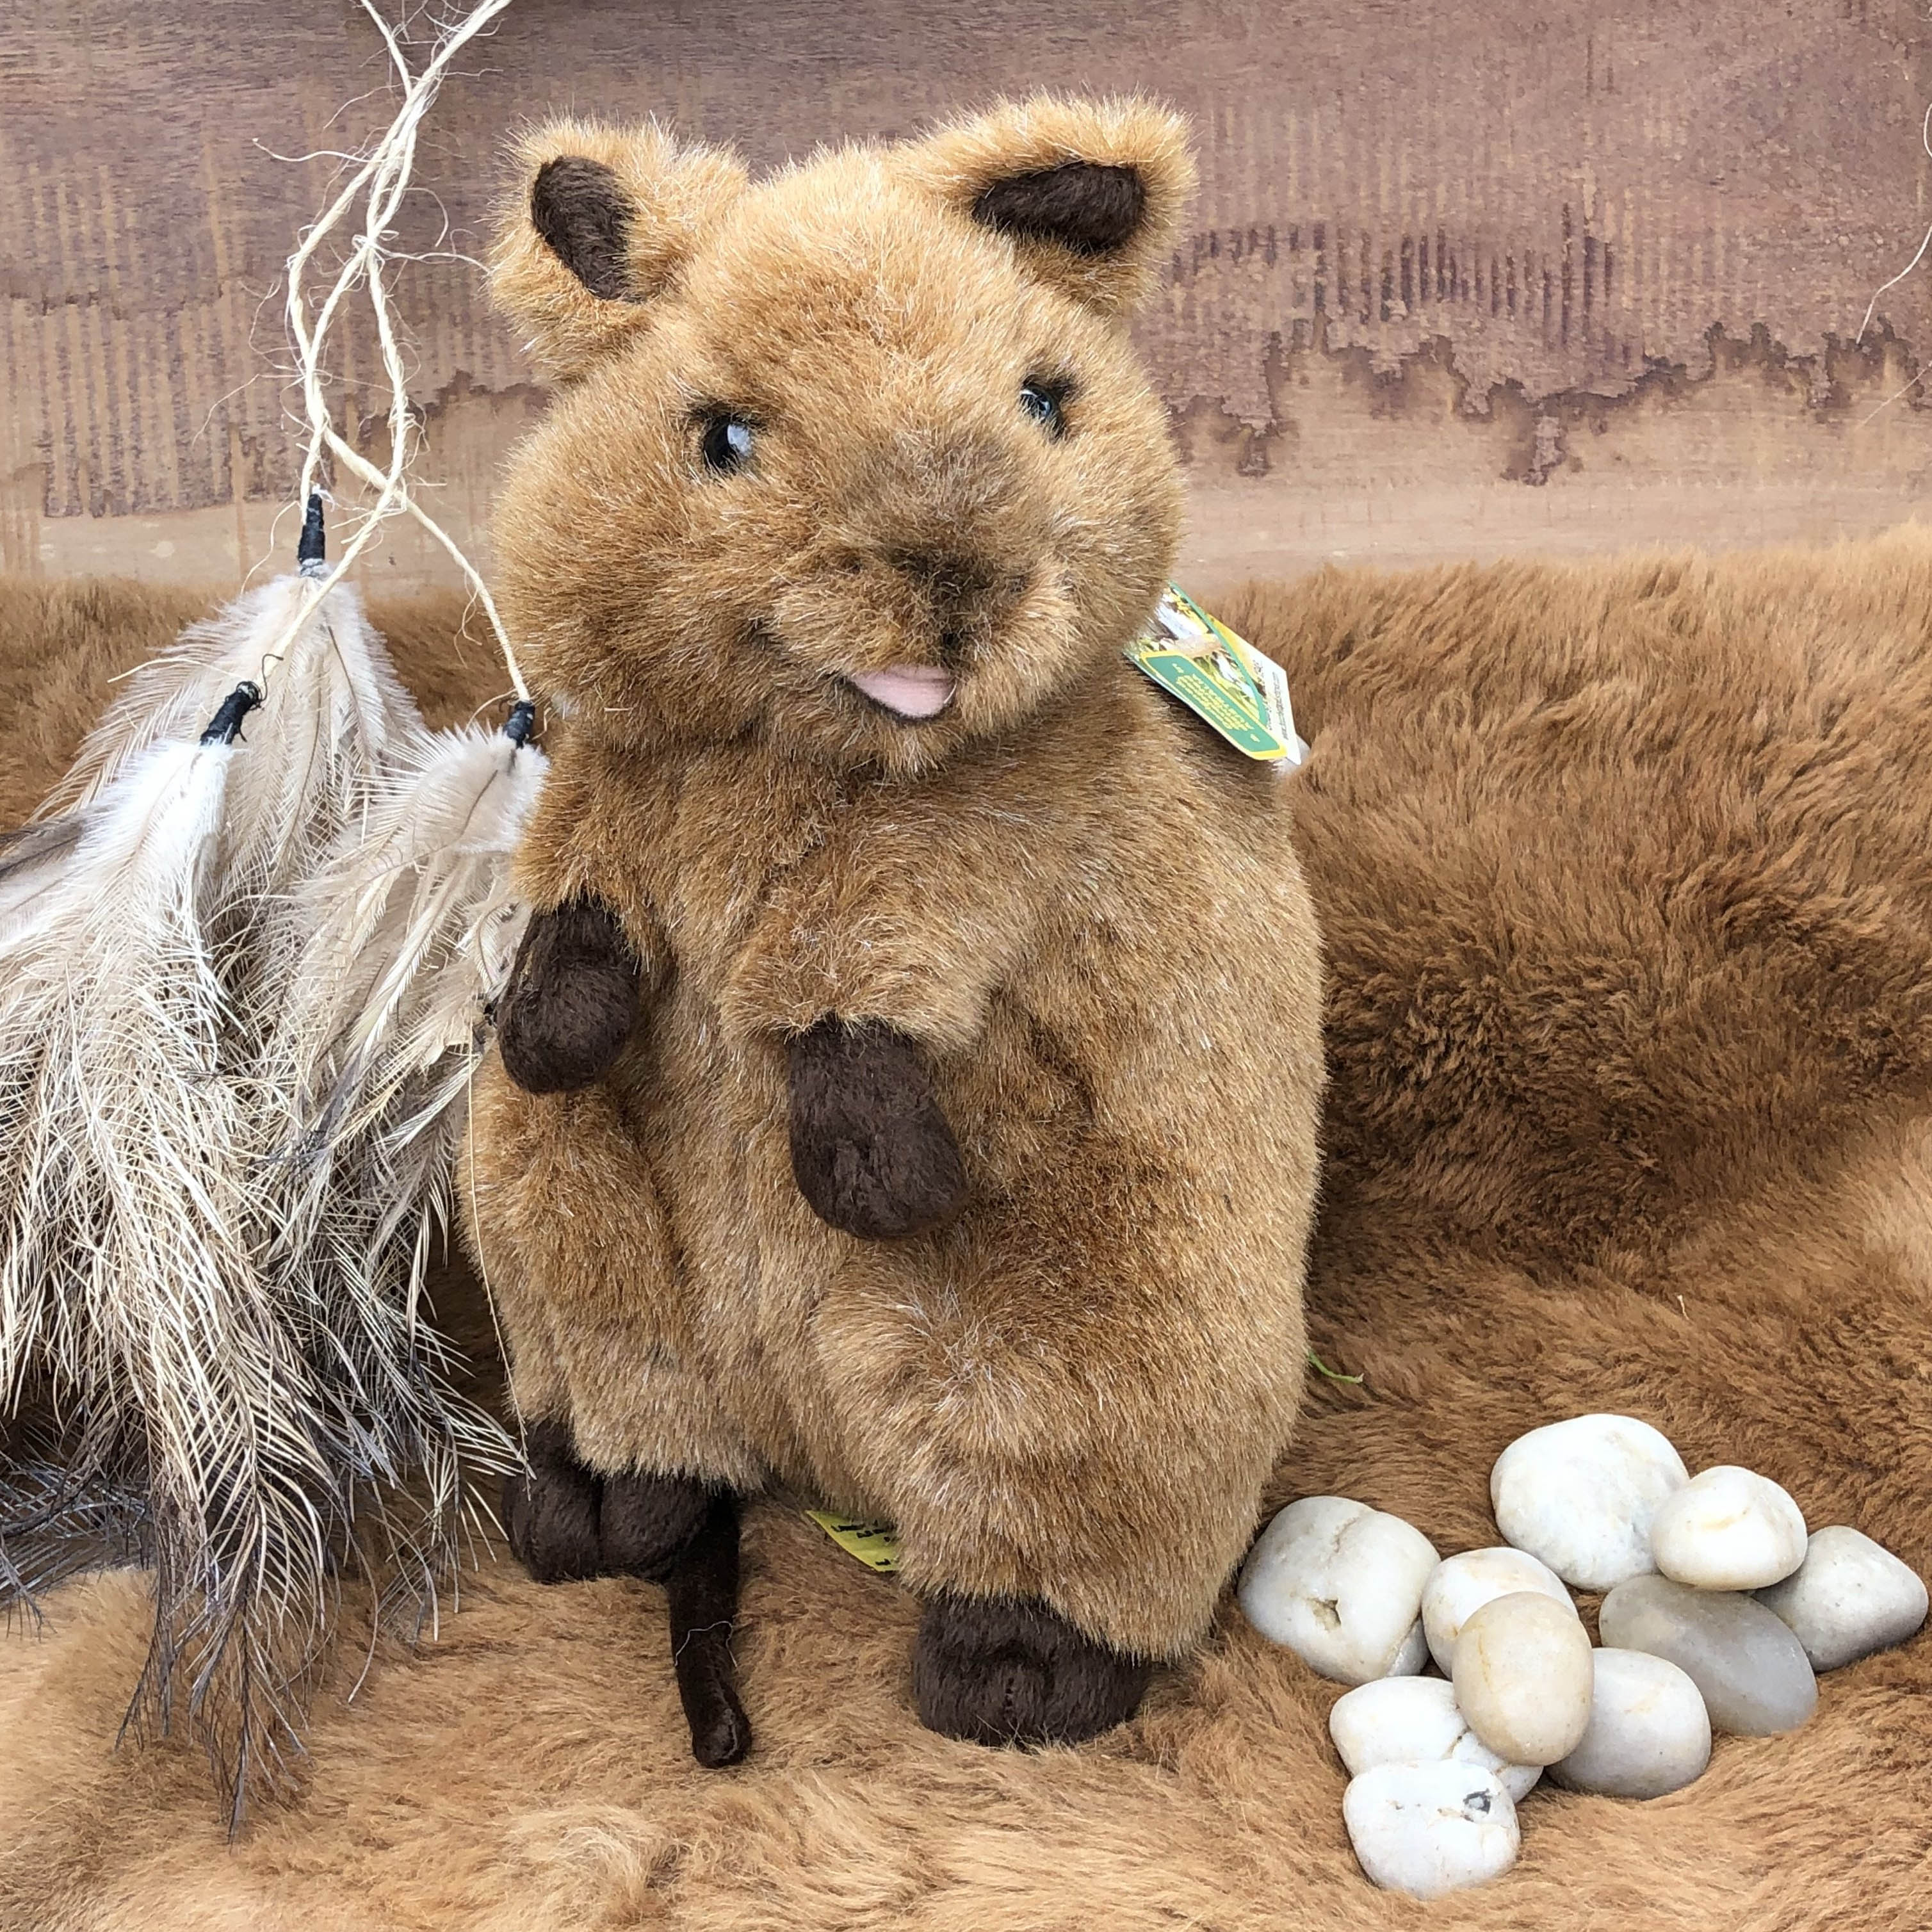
[0,700,339,1818]
[50,576,419,813]
[0,1409,148,1611]
[275,713,546,1160]
[267,715,544,1358]
[251,717,542,1701]
[44,576,423,916]
[0,811,91,943]
[0,572,539,1821]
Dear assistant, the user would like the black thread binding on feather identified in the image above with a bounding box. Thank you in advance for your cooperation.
[200,683,264,746]
[296,493,327,578]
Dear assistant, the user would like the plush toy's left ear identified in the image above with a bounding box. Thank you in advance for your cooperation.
[896,95,1194,316]
[489,117,747,380]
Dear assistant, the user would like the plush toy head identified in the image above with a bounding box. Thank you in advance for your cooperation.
[488,98,1192,777]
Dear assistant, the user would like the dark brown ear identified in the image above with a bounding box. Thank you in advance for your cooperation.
[972,161,1148,257]
[896,95,1194,315]
[489,118,746,379]
[530,156,634,300]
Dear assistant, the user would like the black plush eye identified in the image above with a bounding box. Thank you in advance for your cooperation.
[1019,380,1067,436]
[699,413,754,473]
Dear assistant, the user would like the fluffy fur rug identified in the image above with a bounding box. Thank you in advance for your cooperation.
[1,537,1929,1931]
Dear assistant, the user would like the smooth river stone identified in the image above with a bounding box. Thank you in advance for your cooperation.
[1422,1545,1577,1674]
[1650,1465,1807,1590]
[1329,1673,1542,1801]
[1755,1526,1930,1671]
[1342,1762,1520,1899]
[1550,1649,1712,1799]
[1490,1414,1689,1590]
[1598,1573,1816,1735]
[1452,1589,1595,1766]
[1238,1496,1440,1684]
[1387,1618,1430,1677]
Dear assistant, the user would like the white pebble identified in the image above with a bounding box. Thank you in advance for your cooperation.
[1452,1589,1595,1765]
[1343,1762,1520,1899]
[1422,1546,1577,1673]
[1755,1526,1929,1671]
[1329,1673,1541,1801]
[1650,1466,1807,1590]
[1388,1616,1429,1677]
[1550,1649,1712,1799]
[1491,1413,1688,1590]
[1238,1497,1439,1684]
[1598,1573,1816,1735]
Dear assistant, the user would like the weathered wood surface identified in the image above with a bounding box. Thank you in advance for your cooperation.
[4,0,1932,591]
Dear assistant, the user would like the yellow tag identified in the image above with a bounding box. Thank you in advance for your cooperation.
[1126,585,1307,765]
[805,1509,902,1572]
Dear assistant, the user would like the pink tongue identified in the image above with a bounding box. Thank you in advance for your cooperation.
[848,664,956,719]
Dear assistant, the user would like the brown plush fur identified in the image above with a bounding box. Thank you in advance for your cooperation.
[11,525,1932,1916]
[3,536,1932,1925]
[466,97,1323,1677]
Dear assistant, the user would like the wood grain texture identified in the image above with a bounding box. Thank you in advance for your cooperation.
[4,0,1932,587]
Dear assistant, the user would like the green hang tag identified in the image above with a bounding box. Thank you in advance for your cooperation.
[1126,585,1308,765]
[805,1509,902,1572]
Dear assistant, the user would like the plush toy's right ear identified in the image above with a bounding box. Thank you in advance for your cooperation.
[489,118,747,380]
[895,95,1194,317]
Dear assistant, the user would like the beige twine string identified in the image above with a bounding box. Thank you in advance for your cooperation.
[274,0,529,701]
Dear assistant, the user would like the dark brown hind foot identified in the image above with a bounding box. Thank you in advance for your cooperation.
[505,1424,751,1769]
[912,1593,1152,1746]
[505,1419,712,1584]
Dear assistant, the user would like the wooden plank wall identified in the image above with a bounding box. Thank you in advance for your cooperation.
[4,0,1931,596]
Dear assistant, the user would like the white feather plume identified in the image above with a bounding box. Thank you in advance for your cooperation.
[0,813,91,948]
[0,0,544,1822]
[256,718,544,1668]
[0,724,337,1813]
[277,720,546,1156]
[49,578,419,811]
[0,578,543,1819]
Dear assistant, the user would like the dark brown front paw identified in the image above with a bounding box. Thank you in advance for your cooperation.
[787,1017,969,1238]
[504,1420,711,1584]
[496,896,642,1094]
[911,1593,1152,1746]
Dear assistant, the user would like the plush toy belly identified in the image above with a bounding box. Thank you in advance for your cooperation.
[465,698,1325,1753]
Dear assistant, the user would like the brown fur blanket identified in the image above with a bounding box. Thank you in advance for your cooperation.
[1,537,1929,1930]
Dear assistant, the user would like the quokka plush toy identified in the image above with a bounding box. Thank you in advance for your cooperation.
[467,94,1325,1762]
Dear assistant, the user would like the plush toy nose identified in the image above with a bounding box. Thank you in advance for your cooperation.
[888,548,998,610]
[884,547,1023,651]
[827,426,1050,661]
[889,548,1034,666]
